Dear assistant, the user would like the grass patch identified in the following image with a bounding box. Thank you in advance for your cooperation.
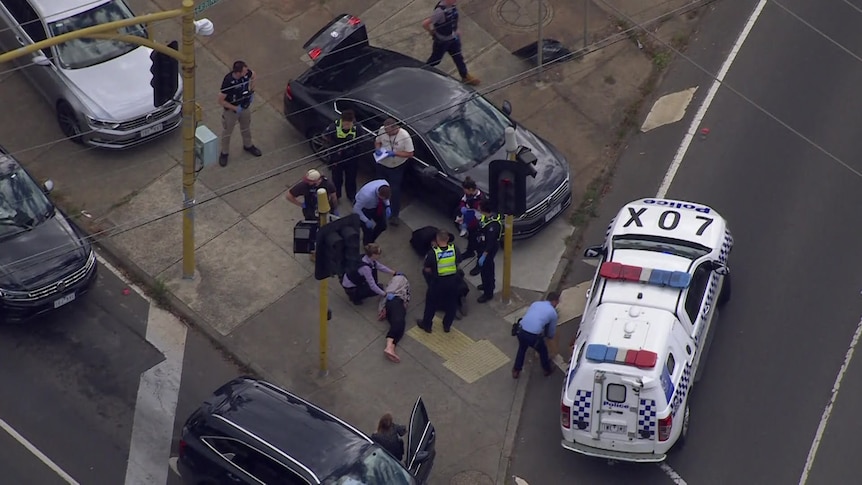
[671,31,690,51]
[652,50,671,69]
[151,278,171,308]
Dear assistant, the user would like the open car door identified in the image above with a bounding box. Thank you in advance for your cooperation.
[406,397,436,484]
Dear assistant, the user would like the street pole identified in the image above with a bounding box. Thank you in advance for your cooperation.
[316,189,331,375]
[537,0,544,76]
[584,0,589,49]
[180,0,197,279]
[502,127,517,304]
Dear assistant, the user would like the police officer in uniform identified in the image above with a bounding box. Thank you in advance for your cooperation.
[475,200,502,303]
[218,60,262,166]
[422,0,480,86]
[323,109,362,203]
[416,230,462,334]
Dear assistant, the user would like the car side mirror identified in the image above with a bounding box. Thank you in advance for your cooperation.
[32,54,50,66]
[43,179,54,194]
[583,245,604,258]
[414,451,431,464]
[710,261,730,275]
[501,100,512,116]
[420,166,439,178]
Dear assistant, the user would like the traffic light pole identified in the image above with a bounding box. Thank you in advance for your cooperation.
[316,189,332,375]
[502,128,517,304]
[0,0,211,280]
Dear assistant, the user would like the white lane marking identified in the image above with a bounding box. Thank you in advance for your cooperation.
[798,317,862,484]
[513,477,529,485]
[660,463,689,485]
[655,0,768,199]
[0,417,80,484]
[641,87,698,132]
[94,255,188,485]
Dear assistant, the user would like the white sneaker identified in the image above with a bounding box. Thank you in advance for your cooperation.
[459,228,468,237]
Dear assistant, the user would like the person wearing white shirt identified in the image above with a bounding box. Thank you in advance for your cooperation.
[374,118,414,227]
[353,179,392,245]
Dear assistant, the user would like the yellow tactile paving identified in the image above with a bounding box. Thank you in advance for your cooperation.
[443,340,511,384]
[406,316,475,361]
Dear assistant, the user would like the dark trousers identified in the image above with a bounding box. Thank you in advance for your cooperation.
[375,163,407,218]
[386,297,407,344]
[427,37,468,78]
[480,255,495,298]
[464,228,481,255]
[343,283,377,305]
[331,157,358,201]
[361,208,387,245]
[514,330,551,373]
[421,277,459,331]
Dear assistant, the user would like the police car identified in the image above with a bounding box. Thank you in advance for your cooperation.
[560,198,733,462]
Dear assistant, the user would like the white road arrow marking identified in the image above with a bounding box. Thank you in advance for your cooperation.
[513,477,529,485]
[641,87,699,132]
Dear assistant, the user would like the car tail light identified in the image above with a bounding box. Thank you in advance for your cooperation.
[348,16,361,25]
[308,47,322,60]
[658,415,672,442]
[178,439,187,458]
[561,403,571,429]
[285,83,293,101]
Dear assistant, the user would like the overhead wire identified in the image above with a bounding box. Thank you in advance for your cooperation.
[1,0,709,278]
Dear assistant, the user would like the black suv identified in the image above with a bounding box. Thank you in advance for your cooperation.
[173,377,436,484]
[0,147,97,322]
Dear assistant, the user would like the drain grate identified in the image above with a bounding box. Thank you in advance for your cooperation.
[494,0,554,32]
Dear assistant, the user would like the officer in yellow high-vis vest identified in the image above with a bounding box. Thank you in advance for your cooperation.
[323,109,363,203]
[416,229,462,333]
[475,200,503,303]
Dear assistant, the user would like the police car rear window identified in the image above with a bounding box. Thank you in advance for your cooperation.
[607,384,626,403]
[612,234,710,259]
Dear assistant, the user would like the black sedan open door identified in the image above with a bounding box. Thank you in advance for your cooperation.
[405,397,436,484]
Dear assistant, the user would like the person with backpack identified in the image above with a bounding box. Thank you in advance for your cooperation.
[341,243,400,305]
[422,0,480,85]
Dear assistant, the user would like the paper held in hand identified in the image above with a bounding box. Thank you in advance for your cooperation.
[374,149,393,163]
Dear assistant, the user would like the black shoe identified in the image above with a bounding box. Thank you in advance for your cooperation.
[219,153,229,167]
[351,298,362,306]
[477,294,492,303]
[389,216,400,226]
[443,326,451,333]
[416,319,432,333]
[477,284,484,291]
[461,250,476,259]
[543,367,554,377]
[469,265,482,276]
[244,145,262,157]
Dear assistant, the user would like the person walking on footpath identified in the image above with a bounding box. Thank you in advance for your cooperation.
[512,292,561,379]
[353,179,392,245]
[371,413,406,461]
[218,60,262,166]
[422,0,480,85]
[416,229,462,334]
[377,274,411,363]
[475,200,502,303]
[285,169,338,221]
[341,243,399,305]
[374,118,413,226]
[323,109,363,203]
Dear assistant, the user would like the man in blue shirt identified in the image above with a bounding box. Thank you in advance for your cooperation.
[353,179,391,245]
[512,292,561,379]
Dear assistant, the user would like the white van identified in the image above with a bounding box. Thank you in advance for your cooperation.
[560,198,733,462]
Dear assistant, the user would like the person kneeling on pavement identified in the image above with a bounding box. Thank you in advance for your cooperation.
[377,274,410,363]
[341,243,400,305]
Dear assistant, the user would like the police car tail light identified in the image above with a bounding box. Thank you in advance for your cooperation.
[599,262,691,289]
[308,47,323,60]
[561,403,571,429]
[658,415,672,442]
[585,344,658,369]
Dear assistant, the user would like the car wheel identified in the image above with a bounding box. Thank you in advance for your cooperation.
[308,129,331,163]
[57,101,84,144]
[718,272,732,306]
[676,406,690,449]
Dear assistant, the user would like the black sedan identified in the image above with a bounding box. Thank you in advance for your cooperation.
[173,377,436,484]
[284,14,572,239]
[0,147,97,322]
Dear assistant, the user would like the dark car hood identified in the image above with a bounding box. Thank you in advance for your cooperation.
[0,211,89,291]
[459,126,569,208]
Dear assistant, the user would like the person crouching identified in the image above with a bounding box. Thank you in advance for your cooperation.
[341,243,398,305]
[378,274,410,363]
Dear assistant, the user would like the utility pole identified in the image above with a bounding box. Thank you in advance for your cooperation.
[316,189,331,375]
[502,127,517,304]
[537,0,544,76]
[0,0,214,280]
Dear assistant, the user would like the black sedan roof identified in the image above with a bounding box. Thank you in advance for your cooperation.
[209,378,372,482]
[346,67,474,133]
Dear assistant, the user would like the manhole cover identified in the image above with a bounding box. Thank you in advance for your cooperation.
[450,470,495,485]
[494,0,553,32]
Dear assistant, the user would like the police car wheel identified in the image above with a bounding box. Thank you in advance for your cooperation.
[718,272,732,306]
[678,406,691,447]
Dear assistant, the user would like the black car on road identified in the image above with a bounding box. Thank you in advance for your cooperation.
[284,14,572,239]
[173,377,436,484]
[0,147,97,322]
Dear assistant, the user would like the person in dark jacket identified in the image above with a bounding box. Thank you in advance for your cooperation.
[341,243,399,305]
[322,109,363,203]
[455,176,485,257]
[371,413,406,461]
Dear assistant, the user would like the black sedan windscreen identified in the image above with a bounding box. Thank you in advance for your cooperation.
[0,161,52,238]
[427,96,510,172]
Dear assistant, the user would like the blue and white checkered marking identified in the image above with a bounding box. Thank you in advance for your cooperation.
[638,399,657,438]
[572,389,592,428]
[719,229,733,264]
[671,364,692,417]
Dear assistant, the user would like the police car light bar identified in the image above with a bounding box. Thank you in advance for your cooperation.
[599,262,691,289]
[585,344,658,369]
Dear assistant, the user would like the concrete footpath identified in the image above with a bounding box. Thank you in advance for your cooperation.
[0,0,708,483]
